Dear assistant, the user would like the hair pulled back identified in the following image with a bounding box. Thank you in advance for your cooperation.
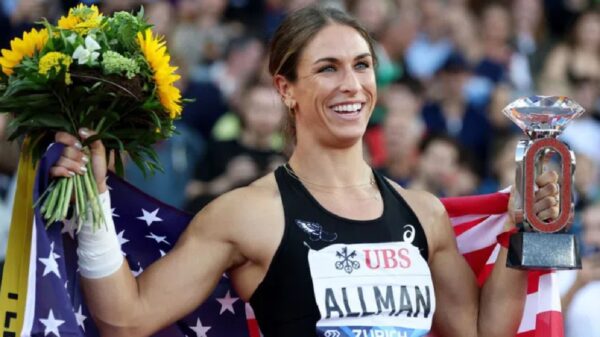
[268,5,377,82]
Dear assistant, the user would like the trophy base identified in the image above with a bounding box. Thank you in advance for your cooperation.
[507,232,582,270]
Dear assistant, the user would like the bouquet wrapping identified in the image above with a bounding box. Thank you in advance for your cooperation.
[0,4,183,231]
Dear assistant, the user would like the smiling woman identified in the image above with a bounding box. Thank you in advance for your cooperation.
[48,4,561,337]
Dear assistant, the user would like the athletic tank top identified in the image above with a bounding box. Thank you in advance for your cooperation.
[249,165,435,337]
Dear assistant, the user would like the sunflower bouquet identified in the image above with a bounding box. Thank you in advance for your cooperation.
[0,4,183,231]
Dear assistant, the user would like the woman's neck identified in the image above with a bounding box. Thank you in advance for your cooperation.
[288,138,371,188]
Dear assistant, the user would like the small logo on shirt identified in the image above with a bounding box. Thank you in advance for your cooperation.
[324,330,341,337]
[335,246,360,274]
[295,219,338,242]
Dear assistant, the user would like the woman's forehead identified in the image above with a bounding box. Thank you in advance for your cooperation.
[299,24,371,62]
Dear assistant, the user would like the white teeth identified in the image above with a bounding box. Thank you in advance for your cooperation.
[332,103,362,112]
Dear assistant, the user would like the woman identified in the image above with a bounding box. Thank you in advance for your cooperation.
[51,5,559,337]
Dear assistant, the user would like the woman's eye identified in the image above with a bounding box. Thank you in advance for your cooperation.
[355,61,370,70]
[318,65,336,73]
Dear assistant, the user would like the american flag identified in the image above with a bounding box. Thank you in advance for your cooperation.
[6,144,563,337]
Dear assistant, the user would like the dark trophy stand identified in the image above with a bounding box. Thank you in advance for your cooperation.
[503,96,583,270]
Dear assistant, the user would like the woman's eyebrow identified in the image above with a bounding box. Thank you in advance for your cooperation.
[313,53,372,65]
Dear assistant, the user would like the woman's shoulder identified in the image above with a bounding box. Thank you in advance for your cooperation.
[192,172,281,227]
[383,178,448,228]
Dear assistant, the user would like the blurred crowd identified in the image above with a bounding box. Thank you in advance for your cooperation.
[0,0,599,335]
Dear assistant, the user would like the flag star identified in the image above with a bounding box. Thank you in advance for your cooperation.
[61,218,77,239]
[117,230,129,255]
[137,208,162,226]
[159,250,166,257]
[145,232,170,245]
[39,309,65,337]
[39,242,61,278]
[111,208,120,218]
[74,305,87,331]
[189,318,211,337]
[216,291,239,315]
[131,263,144,277]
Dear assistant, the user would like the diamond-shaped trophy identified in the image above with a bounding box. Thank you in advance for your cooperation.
[503,95,583,270]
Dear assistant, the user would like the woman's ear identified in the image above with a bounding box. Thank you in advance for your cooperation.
[273,74,295,109]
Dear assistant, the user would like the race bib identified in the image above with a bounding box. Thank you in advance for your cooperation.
[308,239,435,337]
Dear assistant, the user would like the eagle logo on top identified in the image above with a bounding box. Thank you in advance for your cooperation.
[295,219,338,242]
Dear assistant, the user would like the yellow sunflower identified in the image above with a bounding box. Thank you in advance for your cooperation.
[57,4,103,35]
[0,28,49,76]
[137,29,182,119]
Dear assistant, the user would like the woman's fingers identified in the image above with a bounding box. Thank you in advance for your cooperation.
[535,181,559,200]
[49,166,75,179]
[55,131,82,148]
[62,145,88,163]
[56,155,87,175]
[532,170,561,221]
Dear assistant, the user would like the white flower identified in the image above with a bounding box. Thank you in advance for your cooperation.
[72,35,101,65]
[66,33,77,45]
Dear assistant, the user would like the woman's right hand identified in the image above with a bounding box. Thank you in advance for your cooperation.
[52,128,108,193]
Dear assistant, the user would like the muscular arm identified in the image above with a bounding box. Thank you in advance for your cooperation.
[80,191,246,337]
[427,197,527,337]
[397,175,558,337]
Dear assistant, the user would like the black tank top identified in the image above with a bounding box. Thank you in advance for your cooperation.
[249,165,431,337]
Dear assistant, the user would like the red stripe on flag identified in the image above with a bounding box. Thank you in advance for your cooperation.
[441,192,509,218]
[453,216,489,236]
[247,319,261,337]
[534,311,564,337]
[462,245,496,280]
[516,311,564,337]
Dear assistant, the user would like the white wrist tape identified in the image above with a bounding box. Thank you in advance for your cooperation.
[77,190,124,279]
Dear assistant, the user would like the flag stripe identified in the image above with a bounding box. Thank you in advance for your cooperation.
[20,145,562,337]
[455,213,508,254]
[452,216,489,236]
[442,192,509,217]
[442,192,563,337]
[21,221,37,337]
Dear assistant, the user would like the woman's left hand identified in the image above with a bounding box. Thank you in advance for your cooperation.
[508,170,560,228]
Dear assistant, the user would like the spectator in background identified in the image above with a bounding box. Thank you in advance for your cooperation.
[2,0,61,40]
[185,83,285,212]
[377,82,424,186]
[347,0,390,39]
[421,52,491,176]
[100,0,140,13]
[479,134,521,194]
[572,152,600,211]
[171,0,232,72]
[405,0,454,81]
[181,34,265,140]
[559,202,600,337]
[446,3,480,65]
[560,76,600,167]
[409,133,461,197]
[510,0,550,93]
[145,0,175,37]
[539,9,600,96]
[374,9,419,86]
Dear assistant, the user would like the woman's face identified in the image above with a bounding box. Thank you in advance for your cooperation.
[282,24,377,147]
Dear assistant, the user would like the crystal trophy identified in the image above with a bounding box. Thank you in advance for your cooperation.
[503,95,583,270]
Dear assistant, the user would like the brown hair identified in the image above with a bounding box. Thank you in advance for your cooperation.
[268,5,377,143]
[269,5,377,82]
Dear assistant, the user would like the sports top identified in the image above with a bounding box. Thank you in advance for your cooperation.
[249,165,435,337]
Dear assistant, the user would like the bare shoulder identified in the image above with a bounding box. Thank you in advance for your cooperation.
[189,173,280,232]
[384,178,447,225]
[383,178,452,256]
